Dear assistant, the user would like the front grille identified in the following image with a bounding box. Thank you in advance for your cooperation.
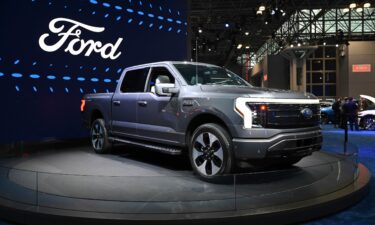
[247,103,320,128]
[267,104,320,128]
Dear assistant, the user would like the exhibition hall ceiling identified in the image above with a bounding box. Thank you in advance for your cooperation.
[189,0,370,65]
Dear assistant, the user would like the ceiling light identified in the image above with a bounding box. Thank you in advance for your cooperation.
[245,31,249,36]
[237,44,243,49]
[323,42,327,46]
[335,44,339,47]
[356,7,363,12]
[297,43,301,47]
[208,48,212,52]
[245,46,250,49]
[290,44,294,48]
[343,8,350,13]
[271,10,275,15]
[282,12,286,16]
[259,5,266,11]
[198,28,202,33]
[265,21,268,25]
[364,3,371,8]
[349,3,356,9]
[225,23,230,28]
[256,10,262,15]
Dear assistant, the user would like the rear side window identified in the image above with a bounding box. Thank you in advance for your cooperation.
[120,68,150,93]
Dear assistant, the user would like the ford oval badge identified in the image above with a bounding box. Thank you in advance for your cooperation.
[301,108,313,119]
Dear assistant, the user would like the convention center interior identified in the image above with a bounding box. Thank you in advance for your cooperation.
[0,0,374,224]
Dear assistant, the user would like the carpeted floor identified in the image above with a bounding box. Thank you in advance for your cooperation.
[0,125,374,225]
[304,125,375,225]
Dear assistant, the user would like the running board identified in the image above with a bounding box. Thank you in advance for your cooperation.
[109,137,182,155]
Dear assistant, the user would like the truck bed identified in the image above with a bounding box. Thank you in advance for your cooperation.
[82,93,114,127]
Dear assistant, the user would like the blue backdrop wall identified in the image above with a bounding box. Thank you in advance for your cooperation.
[0,0,188,143]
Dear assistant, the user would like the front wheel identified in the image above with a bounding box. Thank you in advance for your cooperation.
[91,118,111,154]
[189,123,233,180]
[362,116,375,130]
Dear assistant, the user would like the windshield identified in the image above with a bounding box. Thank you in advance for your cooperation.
[174,63,251,87]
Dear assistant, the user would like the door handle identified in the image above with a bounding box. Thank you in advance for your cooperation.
[113,100,121,106]
[138,100,147,106]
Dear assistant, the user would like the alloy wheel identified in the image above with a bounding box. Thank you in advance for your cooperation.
[91,122,104,150]
[192,132,224,176]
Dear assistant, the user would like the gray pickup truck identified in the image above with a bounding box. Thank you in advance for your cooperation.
[82,61,322,179]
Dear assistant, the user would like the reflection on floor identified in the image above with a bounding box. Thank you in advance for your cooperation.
[304,125,375,225]
[0,124,374,225]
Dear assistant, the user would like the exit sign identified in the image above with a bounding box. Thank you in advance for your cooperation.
[352,64,371,73]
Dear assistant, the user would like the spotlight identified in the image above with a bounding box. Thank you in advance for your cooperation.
[282,12,286,16]
[225,23,230,28]
[265,21,268,25]
[259,5,266,11]
[237,44,243,49]
[245,31,249,36]
[297,43,301,47]
[208,48,212,52]
[198,28,203,33]
[335,43,339,47]
[245,46,250,49]
[343,8,350,13]
[290,44,294,48]
[349,3,356,9]
[356,7,363,12]
[257,10,263,15]
[271,10,275,15]
[323,42,327,46]
[364,2,371,8]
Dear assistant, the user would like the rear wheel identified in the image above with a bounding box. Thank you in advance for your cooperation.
[91,118,111,154]
[189,123,233,180]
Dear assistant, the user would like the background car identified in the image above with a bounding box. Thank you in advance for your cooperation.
[358,95,375,130]
[320,105,335,124]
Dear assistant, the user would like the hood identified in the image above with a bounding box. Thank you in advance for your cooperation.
[199,85,317,100]
[360,95,375,104]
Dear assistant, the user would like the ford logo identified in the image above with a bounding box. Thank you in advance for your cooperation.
[301,108,313,119]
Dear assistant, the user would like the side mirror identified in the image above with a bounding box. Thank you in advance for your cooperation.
[155,83,179,96]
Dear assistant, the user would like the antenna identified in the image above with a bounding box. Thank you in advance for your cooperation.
[195,37,198,85]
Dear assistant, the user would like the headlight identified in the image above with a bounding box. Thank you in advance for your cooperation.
[235,97,267,129]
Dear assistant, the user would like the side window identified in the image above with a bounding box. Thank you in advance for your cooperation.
[148,67,176,93]
[120,68,150,93]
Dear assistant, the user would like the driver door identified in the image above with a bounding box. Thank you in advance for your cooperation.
[136,66,181,145]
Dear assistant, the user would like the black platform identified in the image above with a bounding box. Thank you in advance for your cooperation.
[0,144,371,225]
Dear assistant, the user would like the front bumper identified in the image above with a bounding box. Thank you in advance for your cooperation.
[232,129,322,159]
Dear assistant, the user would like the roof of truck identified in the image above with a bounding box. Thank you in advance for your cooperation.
[124,61,220,71]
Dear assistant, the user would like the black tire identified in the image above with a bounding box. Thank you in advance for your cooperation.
[90,118,111,154]
[189,123,233,180]
[362,116,375,130]
[321,113,329,124]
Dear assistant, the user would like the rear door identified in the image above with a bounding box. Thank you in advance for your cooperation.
[136,66,181,145]
[111,67,150,137]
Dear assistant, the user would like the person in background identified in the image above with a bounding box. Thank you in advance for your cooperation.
[359,97,368,111]
[340,97,348,129]
[342,97,359,131]
[332,98,341,128]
